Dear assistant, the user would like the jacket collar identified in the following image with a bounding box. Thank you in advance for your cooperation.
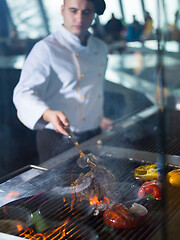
[55,24,92,52]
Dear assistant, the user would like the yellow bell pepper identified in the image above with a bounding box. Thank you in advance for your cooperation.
[134,164,158,181]
[166,169,180,187]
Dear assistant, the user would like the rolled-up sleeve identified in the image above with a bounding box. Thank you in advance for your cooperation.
[13,41,51,130]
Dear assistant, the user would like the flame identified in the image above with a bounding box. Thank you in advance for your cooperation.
[6,191,19,200]
[89,195,110,206]
[19,219,70,239]
[89,195,99,205]
[17,225,23,232]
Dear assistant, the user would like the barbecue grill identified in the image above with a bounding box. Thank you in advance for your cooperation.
[0,106,180,240]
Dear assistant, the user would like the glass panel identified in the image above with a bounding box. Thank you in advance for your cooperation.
[42,0,64,33]
[122,0,144,23]
[163,0,180,52]
[143,0,164,29]
[99,0,122,24]
[164,0,179,24]
[6,0,47,38]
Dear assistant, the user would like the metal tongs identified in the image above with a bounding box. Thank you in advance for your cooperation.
[66,127,97,168]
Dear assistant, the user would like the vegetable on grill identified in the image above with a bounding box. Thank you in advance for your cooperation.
[103,203,140,229]
[138,180,162,200]
[134,164,158,181]
[166,169,180,187]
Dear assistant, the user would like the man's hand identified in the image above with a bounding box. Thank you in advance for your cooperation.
[100,117,113,130]
[43,109,70,135]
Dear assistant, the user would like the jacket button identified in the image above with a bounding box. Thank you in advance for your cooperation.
[82,117,86,121]
[98,95,101,98]
[94,52,99,55]
[98,73,102,77]
[81,73,85,78]
[82,95,86,99]
[75,52,79,56]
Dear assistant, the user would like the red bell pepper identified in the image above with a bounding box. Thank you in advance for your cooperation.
[138,180,162,200]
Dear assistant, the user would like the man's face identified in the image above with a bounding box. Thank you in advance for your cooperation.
[61,0,95,40]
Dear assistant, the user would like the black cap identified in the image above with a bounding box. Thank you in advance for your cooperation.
[89,0,106,15]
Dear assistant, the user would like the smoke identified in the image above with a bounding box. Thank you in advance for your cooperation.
[51,175,92,196]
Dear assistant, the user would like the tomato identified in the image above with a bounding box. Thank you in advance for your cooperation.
[138,180,162,200]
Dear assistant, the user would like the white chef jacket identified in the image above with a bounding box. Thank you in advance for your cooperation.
[13,25,108,133]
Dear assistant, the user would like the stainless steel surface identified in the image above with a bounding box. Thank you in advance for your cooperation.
[0,233,24,240]
[0,165,48,184]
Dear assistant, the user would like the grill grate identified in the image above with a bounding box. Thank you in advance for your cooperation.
[1,155,179,240]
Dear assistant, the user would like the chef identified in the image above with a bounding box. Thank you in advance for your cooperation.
[13,0,111,163]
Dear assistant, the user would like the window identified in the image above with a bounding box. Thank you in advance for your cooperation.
[99,0,123,24]
[143,0,164,29]
[122,0,144,24]
[164,0,179,25]
[7,0,47,38]
[42,0,63,33]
